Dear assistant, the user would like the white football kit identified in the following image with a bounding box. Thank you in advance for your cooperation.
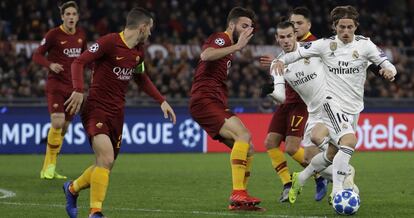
[271,43,327,147]
[277,35,397,144]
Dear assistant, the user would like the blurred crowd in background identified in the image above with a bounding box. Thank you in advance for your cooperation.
[1,0,414,101]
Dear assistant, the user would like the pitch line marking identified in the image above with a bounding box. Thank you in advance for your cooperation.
[0,188,16,199]
[0,201,327,218]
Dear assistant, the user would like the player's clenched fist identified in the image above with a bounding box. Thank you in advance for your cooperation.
[379,68,396,81]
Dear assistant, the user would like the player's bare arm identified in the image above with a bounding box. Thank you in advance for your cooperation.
[64,91,83,115]
[200,27,253,61]
[160,101,176,124]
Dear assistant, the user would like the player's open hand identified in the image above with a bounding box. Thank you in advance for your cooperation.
[49,63,64,73]
[160,101,176,124]
[259,54,275,68]
[271,59,285,75]
[64,91,84,115]
[235,27,254,50]
[379,68,395,82]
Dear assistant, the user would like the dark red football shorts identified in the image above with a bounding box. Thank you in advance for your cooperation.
[268,102,308,138]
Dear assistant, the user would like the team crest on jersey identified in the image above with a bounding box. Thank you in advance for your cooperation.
[40,38,46,46]
[88,43,99,53]
[303,58,310,65]
[352,50,359,59]
[214,38,225,46]
[330,42,337,51]
[329,41,337,57]
[78,38,83,44]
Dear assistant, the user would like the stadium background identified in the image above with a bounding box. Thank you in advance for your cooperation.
[1,0,414,154]
[1,1,414,218]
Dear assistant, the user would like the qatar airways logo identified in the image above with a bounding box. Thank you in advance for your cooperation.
[63,48,82,58]
[112,67,135,80]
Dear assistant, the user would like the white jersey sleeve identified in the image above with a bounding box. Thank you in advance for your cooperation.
[277,39,326,65]
[364,39,397,76]
[268,62,286,104]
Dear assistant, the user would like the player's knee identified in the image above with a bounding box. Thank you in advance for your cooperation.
[50,114,65,129]
[51,121,65,129]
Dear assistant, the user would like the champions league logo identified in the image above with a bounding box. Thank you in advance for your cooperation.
[88,43,99,53]
[179,119,202,148]
[214,38,225,46]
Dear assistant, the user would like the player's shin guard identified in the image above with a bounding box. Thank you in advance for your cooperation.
[46,127,63,166]
[291,147,306,167]
[298,150,331,185]
[72,165,95,193]
[332,146,354,195]
[41,127,63,172]
[90,167,110,211]
[267,148,291,186]
[243,155,253,189]
[231,141,249,190]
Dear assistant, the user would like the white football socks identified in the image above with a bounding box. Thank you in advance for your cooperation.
[298,150,332,185]
[332,145,354,194]
[319,165,333,182]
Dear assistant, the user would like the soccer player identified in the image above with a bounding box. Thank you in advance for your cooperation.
[32,1,86,180]
[272,5,397,204]
[189,7,263,211]
[62,7,176,218]
[259,7,328,202]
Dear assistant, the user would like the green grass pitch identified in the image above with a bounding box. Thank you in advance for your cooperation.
[0,152,413,217]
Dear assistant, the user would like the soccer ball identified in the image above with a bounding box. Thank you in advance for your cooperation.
[332,189,361,215]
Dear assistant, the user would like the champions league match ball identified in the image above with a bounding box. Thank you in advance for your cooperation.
[332,189,361,215]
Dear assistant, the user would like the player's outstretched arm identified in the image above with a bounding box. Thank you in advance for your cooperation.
[160,101,176,124]
[200,27,254,61]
